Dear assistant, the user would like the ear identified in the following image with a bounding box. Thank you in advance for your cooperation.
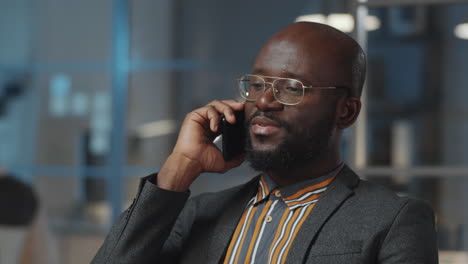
[336,96,361,129]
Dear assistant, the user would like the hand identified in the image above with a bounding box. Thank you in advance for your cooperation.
[158,100,245,191]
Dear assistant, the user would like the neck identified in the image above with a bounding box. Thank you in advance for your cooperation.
[267,150,342,187]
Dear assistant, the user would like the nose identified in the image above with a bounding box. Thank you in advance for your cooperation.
[255,82,283,111]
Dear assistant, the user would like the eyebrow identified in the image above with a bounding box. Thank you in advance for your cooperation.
[251,69,307,82]
[251,68,266,75]
[282,71,307,82]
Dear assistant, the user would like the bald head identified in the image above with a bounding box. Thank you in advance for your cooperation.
[254,22,366,97]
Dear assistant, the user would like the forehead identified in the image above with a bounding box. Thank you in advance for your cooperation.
[253,39,307,78]
[252,35,351,87]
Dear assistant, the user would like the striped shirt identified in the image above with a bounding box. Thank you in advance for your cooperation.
[223,164,343,264]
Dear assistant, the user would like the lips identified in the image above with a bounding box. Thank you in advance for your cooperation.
[250,116,281,135]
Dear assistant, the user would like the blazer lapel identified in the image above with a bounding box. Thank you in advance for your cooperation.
[285,166,360,264]
[205,176,260,264]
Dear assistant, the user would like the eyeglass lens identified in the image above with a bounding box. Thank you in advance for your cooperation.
[238,75,305,105]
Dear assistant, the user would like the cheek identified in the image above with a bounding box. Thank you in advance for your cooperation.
[282,107,310,131]
[244,102,256,120]
[288,102,337,131]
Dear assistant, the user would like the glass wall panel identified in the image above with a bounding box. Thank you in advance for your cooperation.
[126,71,176,167]
[366,3,468,167]
[34,0,112,62]
[130,0,175,61]
[360,1,468,256]
[35,73,111,166]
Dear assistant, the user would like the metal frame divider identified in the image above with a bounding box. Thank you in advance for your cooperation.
[108,0,130,223]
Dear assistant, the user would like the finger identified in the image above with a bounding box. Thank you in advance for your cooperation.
[222,101,245,124]
[207,100,235,123]
[223,100,245,110]
[207,100,244,124]
[190,104,222,131]
[205,106,221,132]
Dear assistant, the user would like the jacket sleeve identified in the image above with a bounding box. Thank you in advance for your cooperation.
[91,174,191,264]
[378,199,438,264]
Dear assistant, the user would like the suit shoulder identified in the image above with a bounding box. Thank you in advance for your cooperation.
[354,179,434,214]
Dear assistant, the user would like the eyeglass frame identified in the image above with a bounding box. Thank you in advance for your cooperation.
[237,74,346,106]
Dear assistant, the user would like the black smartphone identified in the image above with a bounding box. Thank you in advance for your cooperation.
[221,110,246,161]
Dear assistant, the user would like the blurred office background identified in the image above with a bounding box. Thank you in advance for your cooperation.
[1,0,468,263]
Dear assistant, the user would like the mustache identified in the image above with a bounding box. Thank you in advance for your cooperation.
[245,111,292,132]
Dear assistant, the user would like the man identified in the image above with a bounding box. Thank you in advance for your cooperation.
[93,22,438,263]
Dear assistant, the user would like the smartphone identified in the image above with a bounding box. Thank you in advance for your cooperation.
[221,110,246,161]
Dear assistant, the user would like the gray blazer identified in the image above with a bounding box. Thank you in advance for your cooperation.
[92,165,438,264]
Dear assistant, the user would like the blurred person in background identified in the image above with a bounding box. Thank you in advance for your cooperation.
[0,168,37,264]
[93,22,437,263]
[0,170,38,226]
[0,169,59,264]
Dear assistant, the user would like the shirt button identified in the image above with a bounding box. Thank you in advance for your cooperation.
[265,215,273,223]
[275,191,281,197]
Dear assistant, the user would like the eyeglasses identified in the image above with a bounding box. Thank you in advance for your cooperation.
[237,74,339,105]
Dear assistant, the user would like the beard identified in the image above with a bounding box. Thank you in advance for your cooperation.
[244,110,336,173]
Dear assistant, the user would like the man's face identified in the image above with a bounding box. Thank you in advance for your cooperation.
[244,38,339,172]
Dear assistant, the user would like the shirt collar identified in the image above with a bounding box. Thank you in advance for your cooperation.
[252,163,344,209]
